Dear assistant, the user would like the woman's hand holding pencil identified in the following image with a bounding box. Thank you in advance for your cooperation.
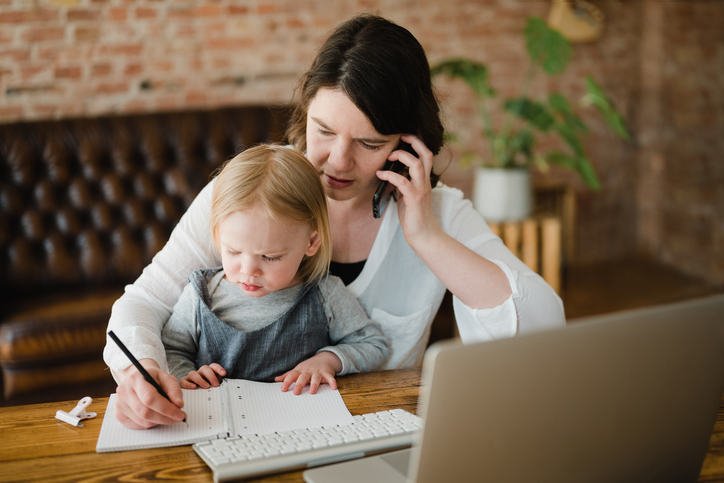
[108,331,187,429]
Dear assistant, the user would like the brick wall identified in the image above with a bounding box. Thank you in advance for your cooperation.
[1,0,722,285]
[636,1,724,285]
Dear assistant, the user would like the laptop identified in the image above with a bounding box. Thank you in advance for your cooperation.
[304,294,724,483]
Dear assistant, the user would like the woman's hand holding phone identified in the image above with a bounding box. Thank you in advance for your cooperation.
[375,135,443,248]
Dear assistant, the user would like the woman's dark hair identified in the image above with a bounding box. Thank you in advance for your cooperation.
[287,14,445,185]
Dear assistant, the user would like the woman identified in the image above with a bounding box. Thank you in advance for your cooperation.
[105,14,565,429]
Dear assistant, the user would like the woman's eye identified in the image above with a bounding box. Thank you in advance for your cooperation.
[318,128,333,136]
[361,142,382,151]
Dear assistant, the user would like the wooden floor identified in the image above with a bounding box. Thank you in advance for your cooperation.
[428,255,724,344]
[561,256,723,320]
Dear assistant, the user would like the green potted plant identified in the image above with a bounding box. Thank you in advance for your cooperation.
[431,16,630,222]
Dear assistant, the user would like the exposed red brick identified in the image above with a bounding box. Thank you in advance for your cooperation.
[94,82,129,95]
[210,57,231,69]
[197,4,221,17]
[135,7,157,19]
[56,103,85,118]
[74,27,101,42]
[98,44,143,56]
[228,6,249,15]
[205,37,254,50]
[20,65,47,80]
[201,21,226,36]
[108,7,128,21]
[67,8,101,22]
[0,8,58,23]
[124,63,143,76]
[174,24,197,37]
[154,95,179,111]
[152,61,173,72]
[29,104,58,117]
[168,7,195,19]
[92,63,112,76]
[0,48,31,62]
[21,27,65,43]
[55,66,82,79]
[257,4,276,15]
[123,99,151,113]
[185,90,207,105]
[0,105,24,121]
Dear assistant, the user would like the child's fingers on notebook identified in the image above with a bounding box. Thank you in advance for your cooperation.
[184,369,212,389]
[179,378,199,389]
[308,372,337,395]
[276,370,299,392]
[307,373,323,395]
[323,372,337,391]
[207,363,226,383]
[195,364,225,387]
[293,373,312,395]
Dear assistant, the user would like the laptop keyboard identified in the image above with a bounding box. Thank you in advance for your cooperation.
[193,408,422,482]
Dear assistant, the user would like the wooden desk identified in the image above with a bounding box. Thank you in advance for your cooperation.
[1,368,723,482]
[0,369,419,482]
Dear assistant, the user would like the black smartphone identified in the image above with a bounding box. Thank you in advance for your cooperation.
[372,141,417,219]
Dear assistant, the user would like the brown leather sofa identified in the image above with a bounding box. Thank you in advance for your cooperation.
[0,105,290,405]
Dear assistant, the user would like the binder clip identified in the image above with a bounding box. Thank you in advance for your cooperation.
[55,396,97,427]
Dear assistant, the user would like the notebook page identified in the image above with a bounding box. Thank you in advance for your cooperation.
[96,387,229,452]
[226,379,355,435]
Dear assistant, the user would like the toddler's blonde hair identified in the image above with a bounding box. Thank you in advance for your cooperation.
[210,144,331,285]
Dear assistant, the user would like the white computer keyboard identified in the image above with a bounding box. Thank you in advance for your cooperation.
[193,408,422,482]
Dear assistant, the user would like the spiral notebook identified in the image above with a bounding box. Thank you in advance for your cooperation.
[96,379,355,453]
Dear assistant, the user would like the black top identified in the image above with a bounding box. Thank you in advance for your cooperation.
[330,260,367,286]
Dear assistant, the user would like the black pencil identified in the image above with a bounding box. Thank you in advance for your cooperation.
[108,330,187,425]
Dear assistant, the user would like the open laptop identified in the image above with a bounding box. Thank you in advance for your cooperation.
[304,294,724,483]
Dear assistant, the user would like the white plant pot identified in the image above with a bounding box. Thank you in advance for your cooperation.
[472,167,533,222]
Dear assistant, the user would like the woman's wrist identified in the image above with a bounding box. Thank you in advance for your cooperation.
[117,358,161,383]
[405,222,446,259]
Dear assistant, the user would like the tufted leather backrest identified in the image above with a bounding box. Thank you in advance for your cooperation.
[0,106,290,298]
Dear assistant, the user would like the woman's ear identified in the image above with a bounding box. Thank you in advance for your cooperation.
[305,230,321,256]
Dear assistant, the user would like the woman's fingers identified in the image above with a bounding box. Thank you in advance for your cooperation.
[380,134,431,197]
[115,370,185,429]
[397,134,432,186]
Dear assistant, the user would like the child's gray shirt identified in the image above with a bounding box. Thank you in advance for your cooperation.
[162,271,389,380]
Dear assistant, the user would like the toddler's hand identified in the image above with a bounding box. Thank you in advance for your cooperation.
[274,352,342,395]
[180,363,226,389]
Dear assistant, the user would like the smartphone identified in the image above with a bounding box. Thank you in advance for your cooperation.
[372,141,417,219]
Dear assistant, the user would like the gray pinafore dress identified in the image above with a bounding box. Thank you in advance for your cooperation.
[190,268,330,382]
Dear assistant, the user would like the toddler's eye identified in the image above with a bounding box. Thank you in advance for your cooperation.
[263,255,282,262]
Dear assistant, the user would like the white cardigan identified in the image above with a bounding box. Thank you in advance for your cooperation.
[104,181,566,377]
